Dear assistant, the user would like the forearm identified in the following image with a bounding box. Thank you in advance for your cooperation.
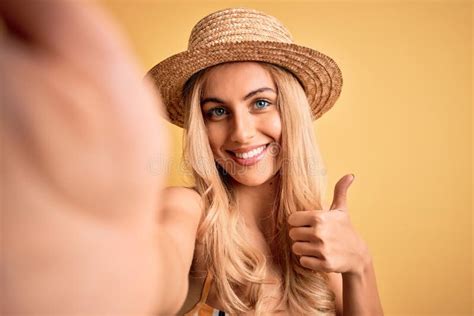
[342,254,384,316]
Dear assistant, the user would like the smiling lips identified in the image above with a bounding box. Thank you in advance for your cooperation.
[226,144,269,166]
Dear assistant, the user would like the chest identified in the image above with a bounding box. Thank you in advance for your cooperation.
[205,271,287,314]
[188,236,289,314]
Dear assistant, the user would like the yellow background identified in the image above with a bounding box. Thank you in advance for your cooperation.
[101,1,473,315]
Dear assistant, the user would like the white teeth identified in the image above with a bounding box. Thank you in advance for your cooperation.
[234,145,266,159]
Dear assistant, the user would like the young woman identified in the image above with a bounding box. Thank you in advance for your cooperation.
[2,0,382,314]
[148,8,383,316]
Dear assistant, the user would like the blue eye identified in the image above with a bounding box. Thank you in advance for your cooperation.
[255,99,270,109]
[206,107,228,119]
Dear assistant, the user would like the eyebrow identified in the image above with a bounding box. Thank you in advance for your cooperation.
[201,87,276,107]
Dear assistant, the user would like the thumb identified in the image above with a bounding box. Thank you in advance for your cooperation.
[330,174,355,211]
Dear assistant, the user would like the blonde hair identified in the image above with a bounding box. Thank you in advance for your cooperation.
[182,62,336,315]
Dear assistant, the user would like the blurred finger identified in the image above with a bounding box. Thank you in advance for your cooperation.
[289,227,322,242]
[299,256,329,272]
[292,242,323,258]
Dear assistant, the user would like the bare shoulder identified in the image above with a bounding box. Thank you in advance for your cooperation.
[157,186,204,313]
[161,185,201,203]
[327,272,343,316]
[159,186,203,225]
[157,186,203,261]
[163,187,207,314]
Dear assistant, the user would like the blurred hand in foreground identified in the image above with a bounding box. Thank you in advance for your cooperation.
[1,0,171,314]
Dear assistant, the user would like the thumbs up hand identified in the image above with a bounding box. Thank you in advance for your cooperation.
[288,174,370,275]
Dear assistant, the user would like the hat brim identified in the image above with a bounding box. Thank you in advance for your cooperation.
[147,41,343,128]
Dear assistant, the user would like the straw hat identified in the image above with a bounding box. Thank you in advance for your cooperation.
[147,8,343,128]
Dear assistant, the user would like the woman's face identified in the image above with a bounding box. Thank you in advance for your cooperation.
[201,62,282,186]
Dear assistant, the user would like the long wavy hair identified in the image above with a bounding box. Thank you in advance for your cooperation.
[182,62,335,315]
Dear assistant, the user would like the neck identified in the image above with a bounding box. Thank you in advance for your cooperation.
[230,174,280,234]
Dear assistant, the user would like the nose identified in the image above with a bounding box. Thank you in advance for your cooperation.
[230,109,255,144]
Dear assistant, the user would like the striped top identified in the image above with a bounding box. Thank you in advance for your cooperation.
[184,272,227,316]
